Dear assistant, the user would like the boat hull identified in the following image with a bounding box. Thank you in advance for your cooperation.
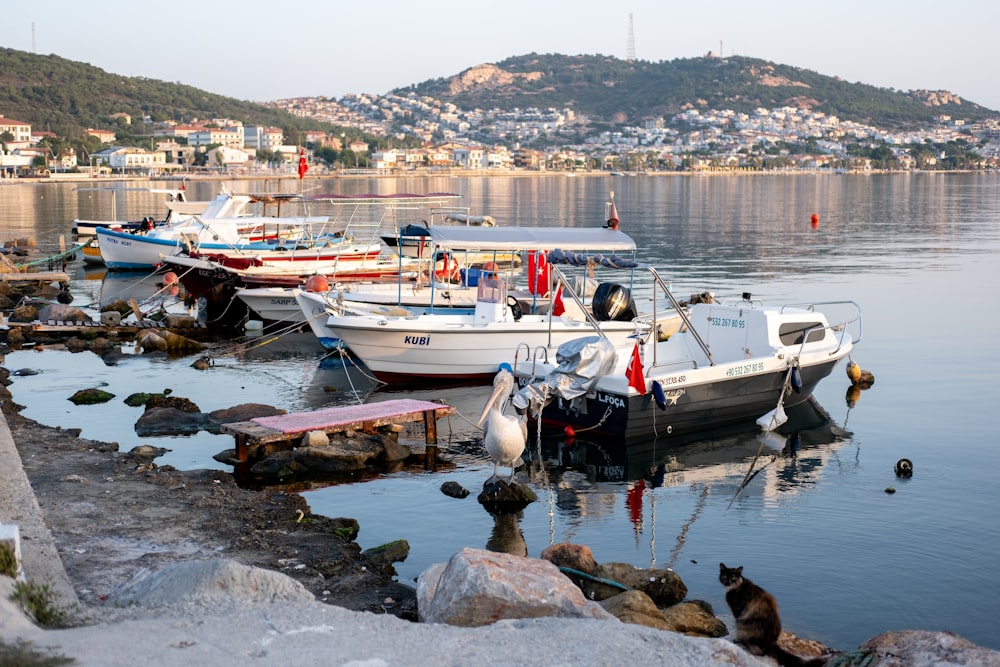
[325,315,642,383]
[525,358,842,443]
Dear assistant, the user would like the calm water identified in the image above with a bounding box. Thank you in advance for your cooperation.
[3,174,999,651]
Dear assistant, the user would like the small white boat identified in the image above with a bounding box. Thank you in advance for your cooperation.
[511,262,863,444]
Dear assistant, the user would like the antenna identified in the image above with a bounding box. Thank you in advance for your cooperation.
[627,14,636,62]
[32,22,36,53]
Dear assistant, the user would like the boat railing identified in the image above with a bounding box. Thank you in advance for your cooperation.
[642,265,715,367]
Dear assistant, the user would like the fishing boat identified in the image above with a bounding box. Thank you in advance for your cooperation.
[159,193,477,328]
[71,187,223,237]
[319,224,671,383]
[510,258,863,444]
[94,192,343,271]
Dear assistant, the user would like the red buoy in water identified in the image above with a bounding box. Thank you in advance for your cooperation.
[564,426,576,437]
[305,275,330,293]
[810,213,820,229]
[162,271,178,286]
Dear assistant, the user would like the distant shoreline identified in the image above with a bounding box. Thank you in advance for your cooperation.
[3,167,981,185]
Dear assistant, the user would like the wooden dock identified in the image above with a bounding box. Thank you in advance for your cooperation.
[220,399,455,463]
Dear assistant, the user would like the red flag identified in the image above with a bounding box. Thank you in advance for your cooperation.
[552,284,565,316]
[626,342,645,394]
[297,149,308,179]
[607,198,620,229]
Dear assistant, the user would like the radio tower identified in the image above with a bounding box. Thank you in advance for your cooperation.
[626,14,636,62]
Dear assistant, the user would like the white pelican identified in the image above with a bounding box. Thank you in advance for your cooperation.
[477,365,526,482]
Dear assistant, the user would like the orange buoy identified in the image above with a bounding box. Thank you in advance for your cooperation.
[162,271,179,286]
[481,261,498,275]
[305,275,330,293]
[810,213,820,229]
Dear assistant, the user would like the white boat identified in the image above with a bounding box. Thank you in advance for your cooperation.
[511,260,863,444]
[95,193,361,270]
[72,187,223,237]
[319,225,663,382]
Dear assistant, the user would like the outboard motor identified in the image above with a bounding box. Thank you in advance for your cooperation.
[591,283,637,321]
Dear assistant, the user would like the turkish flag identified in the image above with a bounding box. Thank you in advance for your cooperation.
[297,149,308,179]
[626,342,645,394]
[552,283,565,316]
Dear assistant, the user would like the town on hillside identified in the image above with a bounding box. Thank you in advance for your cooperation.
[3,90,1000,178]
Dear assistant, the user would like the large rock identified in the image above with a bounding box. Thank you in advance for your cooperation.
[134,406,209,436]
[107,558,315,608]
[416,547,616,626]
[37,303,92,324]
[659,600,729,637]
[579,562,687,606]
[860,630,1000,666]
[599,589,672,630]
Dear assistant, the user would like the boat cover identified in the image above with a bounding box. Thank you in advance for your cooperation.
[427,226,636,253]
[513,336,619,416]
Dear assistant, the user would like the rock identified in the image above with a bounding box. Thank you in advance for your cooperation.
[478,478,537,513]
[301,430,329,447]
[138,330,167,353]
[205,403,286,430]
[599,589,672,630]
[37,304,92,324]
[8,305,37,323]
[248,450,305,478]
[362,539,410,569]
[659,601,729,637]
[65,336,90,352]
[380,437,412,463]
[164,314,198,329]
[579,562,687,607]
[107,558,315,608]
[440,481,470,498]
[4,326,24,347]
[540,543,599,575]
[416,547,617,626]
[293,436,384,473]
[68,387,115,405]
[144,394,201,413]
[128,445,170,459]
[859,630,1000,666]
[134,406,209,436]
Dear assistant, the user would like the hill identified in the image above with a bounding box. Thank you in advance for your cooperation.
[0,47,331,139]
[402,53,997,128]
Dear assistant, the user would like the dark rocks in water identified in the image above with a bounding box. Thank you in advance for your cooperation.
[478,478,537,513]
[145,394,201,413]
[441,481,470,499]
[56,289,73,304]
[69,387,115,405]
[363,539,410,568]
[205,403,286,432]
[134,406,209,436]
[12,368,40,376]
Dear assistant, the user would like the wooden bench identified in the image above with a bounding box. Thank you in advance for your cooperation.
[220,398,455,463]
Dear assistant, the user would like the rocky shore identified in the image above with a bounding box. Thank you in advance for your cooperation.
[2,364,1000,665]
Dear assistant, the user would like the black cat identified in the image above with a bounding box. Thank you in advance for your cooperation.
[719,563,825,667]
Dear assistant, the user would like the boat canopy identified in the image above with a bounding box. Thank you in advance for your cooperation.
[424,226,637,253]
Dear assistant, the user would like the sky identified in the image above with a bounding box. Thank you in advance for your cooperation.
[7,0,1000,112]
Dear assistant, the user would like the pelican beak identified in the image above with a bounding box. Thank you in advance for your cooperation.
[478,370,512,427]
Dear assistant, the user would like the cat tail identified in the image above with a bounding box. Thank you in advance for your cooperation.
[766,644,826,667]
